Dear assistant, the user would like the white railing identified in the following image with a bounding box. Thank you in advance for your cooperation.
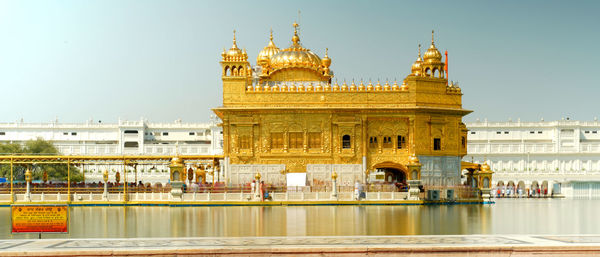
[468,143,555,154]
[2,191,412,203]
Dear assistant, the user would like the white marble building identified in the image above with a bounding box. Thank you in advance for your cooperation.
[0,117,223,183]
[465,118,600,198]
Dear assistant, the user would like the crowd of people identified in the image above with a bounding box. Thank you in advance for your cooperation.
[493,186,549,198]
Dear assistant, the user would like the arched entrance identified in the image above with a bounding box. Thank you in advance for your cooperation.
[373,162,409,185]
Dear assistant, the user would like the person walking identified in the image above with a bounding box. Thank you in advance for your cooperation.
[354,181,360,201]
[259,181,265,201]
[251,180,256,199]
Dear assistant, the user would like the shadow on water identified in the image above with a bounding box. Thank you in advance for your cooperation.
[1,199,599,239]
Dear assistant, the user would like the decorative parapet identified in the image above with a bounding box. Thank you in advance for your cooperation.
[246,80,410,93]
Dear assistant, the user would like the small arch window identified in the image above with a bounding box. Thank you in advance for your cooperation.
[383,136,393,148]
[342,135,351,149]
[433,138,441,151]
[397,135,406,149]
[369,137,378,148]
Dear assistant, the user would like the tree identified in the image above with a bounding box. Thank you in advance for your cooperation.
[0,138,82,182]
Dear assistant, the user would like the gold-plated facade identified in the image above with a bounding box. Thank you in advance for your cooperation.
[214,24,470,186]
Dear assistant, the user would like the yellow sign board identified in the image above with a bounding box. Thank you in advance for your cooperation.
[11,205,68,233]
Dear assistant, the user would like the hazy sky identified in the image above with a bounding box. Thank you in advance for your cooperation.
[1,0,599,123]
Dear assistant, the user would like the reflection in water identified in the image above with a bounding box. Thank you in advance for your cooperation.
[2,199,600,239]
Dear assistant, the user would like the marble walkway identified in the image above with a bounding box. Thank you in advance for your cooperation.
[2,235,600,256]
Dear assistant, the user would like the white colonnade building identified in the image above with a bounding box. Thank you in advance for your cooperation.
[465,118,600,198]
[0,117,223,184]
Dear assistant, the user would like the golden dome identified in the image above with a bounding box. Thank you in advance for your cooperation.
[226,30,242,56]
[423,30,442,63]
[268,23,323,73]
[408,154,420,164]
[170,157,184,167]
[358,81,365,91]
[392,81,399,91]
[257,30,280,66]
[322,48,331,68]
[221,30,247,62]
[411,44,423,75]
[481,162,491,172]
[400,80,408,91]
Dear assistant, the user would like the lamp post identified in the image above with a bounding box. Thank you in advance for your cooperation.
[255,172,261,200]
[24,168,32,202]
[102,170,109,201]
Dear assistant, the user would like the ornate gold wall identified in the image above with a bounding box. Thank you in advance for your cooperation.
[214,27,470,184]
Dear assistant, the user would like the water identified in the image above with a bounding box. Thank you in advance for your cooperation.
[1,198,598,239]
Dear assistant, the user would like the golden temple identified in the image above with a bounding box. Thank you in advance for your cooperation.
[213,24,470,187]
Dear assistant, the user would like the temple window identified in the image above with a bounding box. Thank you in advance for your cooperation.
[271,133,284,148]
[397,135,406,149]
[342,135,351,149]
[308,132,321,149]
[433,138,441,151]
[239,135,251,149]
[369,137,378,148]
[383,136,393,148]
[289,132,303,149]
[462,136,466,148]
[124,142,139,148]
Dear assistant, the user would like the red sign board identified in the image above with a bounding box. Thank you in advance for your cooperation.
[11,205,68,233]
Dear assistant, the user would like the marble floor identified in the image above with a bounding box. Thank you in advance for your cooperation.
[1,235,600,256]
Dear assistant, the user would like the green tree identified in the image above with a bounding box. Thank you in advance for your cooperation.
[0,138,82,182]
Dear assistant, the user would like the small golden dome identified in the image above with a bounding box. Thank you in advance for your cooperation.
[367,81,373,91]
[170,157,184,167]
[392,81,399,91]
[375,81,382,91]
[306,83,314,91]
[384,81,391,91]
[322,48,331,68]
[408,154,420,164]
[332,81,339,91]
[411,44,423,75]
[481,162,491,172]
[423,30,442,63]
[257,30,281,66]
[400,80,408,91]
[358,81,365,91]
[350,80,356,91]
[225,30,243,57]
[297,84,304,91]
[341,81,348,91]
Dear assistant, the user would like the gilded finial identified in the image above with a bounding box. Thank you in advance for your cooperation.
[232,29,238,48]
[270,28,273,40]
[325,48,328,57]
[431,30,435,45]
[418,44,421,57]
[291,22,300,46]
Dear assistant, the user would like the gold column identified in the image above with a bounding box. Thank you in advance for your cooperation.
[9,157,13,203]
[223,119,230,157]
[123,159,128,202]
[67,158,71,202]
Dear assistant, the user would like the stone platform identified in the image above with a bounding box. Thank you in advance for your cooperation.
[2,235,600,256]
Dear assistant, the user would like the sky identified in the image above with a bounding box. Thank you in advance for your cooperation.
[0,0,599,124]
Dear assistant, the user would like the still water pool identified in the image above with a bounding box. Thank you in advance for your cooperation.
[1,199,597,239]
